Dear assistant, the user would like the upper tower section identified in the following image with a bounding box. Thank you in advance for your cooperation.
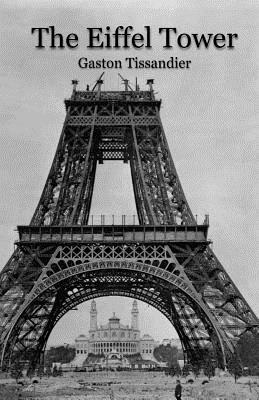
[30,74,195,227]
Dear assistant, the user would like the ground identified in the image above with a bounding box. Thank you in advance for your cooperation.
[0,372,259,400]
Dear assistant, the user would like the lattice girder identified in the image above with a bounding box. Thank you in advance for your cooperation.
[1,239,239,371]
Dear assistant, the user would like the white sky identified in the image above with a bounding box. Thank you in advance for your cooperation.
[0,0,258,346]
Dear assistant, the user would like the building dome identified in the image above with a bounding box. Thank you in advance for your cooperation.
[109,312,120,322]
[75,334,88,342]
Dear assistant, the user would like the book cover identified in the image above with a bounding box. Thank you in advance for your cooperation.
[0,0,258,397]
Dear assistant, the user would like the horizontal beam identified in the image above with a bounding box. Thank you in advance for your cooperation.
[65,93,161,106]
[17,224,209,243]
[66,115,160,126]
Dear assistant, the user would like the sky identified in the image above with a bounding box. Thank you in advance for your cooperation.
[0,0,258,346]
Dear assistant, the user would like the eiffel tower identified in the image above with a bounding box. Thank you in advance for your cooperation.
[0,75,258,372]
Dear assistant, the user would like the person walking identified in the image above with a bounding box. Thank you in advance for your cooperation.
[175,379,182,400]
[108,386,114,400]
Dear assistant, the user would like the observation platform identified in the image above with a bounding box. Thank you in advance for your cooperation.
[17,223,209,244]
[65,89,161,105]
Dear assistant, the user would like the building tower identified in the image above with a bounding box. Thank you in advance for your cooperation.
[90,300,97,331]
[131,300,139,330]
[0,76,258,372]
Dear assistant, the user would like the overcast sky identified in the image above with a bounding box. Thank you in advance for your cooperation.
[0,0,258,346]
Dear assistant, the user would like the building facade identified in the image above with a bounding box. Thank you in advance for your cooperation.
[75,300,156,360]
[161,338,182,349]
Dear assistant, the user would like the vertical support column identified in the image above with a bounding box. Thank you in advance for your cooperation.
[129,105,157,225]
[155,106,196,225]
[30,108,72,225]
[70,105,98,224]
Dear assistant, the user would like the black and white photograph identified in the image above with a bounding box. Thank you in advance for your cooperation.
[0,1,258,399]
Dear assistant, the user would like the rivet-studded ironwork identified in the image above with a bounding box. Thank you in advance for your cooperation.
[0,82,258,372]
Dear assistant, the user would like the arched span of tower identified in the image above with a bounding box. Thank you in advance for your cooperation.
[1,256,229,371]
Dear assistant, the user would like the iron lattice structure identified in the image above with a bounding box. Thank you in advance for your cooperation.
[0,78,258,372]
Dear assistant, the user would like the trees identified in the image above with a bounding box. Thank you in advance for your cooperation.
[227,332,259,380]
[10,361,23,382]
[228,351,243,383]
[45,346,75,365]
[182,363,190,376]
[153,344,179,368]
[237,332,259,375]
[45,365,52,377]
[191,363,200,378]
[168,364,182,376]
[203,356,215,380]
[153,345,182,375]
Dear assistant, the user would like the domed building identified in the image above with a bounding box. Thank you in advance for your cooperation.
[74,300,157,366]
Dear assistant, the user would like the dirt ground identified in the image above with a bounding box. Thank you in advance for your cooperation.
[0,371,259,400]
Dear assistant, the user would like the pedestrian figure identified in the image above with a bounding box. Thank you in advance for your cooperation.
[108,386,114,400]
[175,379,182,400]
